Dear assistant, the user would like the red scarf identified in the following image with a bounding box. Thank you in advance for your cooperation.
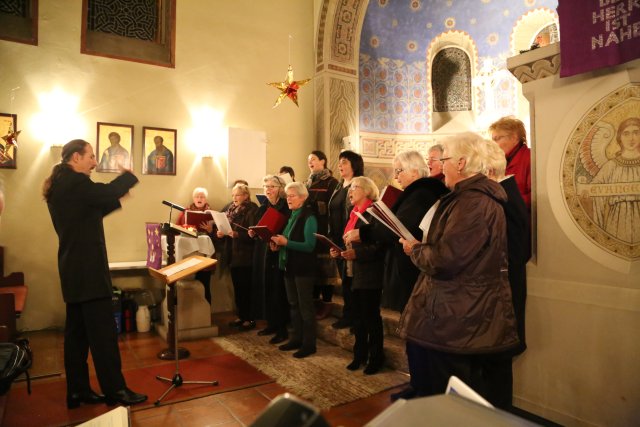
[344,199,373,235]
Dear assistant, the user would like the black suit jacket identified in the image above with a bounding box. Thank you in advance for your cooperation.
[47,168,138,303]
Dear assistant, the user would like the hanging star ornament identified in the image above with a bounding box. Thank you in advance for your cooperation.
[267,65,311,108]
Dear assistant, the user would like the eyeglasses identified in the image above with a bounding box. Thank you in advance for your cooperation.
[350,184,362,190]
[263,185,279,189]
[393,168,404,176]
[438,157,452,164]
[286,193,300,199]
[492,134,510,142]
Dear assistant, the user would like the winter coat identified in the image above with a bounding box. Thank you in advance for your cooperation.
[398,174,519,354]
[359,177,449,311]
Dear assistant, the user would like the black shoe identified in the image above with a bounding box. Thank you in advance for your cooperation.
[240,320,256,331]
[257,327,276,336]
[364,363,383,375]
[346,359,363,371]
[332,318,353,329]
[278,341,302,351]
[67,389,105,409]
[390,386,416,402]
[105,387,148,406]
[293,347,316,358]
[269,332,288,344]
[228,319,243,328]
[364,355,385,375]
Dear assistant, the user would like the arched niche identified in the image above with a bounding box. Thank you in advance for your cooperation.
[510,7,559,55]
[426,31,479,132]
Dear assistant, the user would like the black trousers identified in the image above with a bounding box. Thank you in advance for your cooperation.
[338,265,353,322]
[351,288,383,363]
[284,274,316,350]
[406,341,513,409]
[230,266,253,321]
[65,298,126,396]
[265,267,289,333]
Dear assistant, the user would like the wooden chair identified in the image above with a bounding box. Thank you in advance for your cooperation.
[0,247,27,342]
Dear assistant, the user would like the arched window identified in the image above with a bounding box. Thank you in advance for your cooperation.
[431,47,472,112]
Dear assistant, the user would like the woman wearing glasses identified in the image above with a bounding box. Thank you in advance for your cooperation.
[330,176,386,374]
[250,175,291,344]
[399,132,519,408]
[344,150,448,313]
[271,182,319,358]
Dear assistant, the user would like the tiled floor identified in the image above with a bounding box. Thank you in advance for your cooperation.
[18,312,405,427]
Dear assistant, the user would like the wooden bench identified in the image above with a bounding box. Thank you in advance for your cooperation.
[0,246,27,342]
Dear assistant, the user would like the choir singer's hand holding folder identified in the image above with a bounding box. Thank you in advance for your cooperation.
[249,207,288,241]
[209,210,233,235]
[366,185,416,241]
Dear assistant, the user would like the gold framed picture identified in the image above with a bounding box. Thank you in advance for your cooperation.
[0,113,18,169]
[143,127,177,175]
[96,122,134,173]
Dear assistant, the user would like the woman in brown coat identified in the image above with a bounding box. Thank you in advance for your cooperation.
[399,132,519,408]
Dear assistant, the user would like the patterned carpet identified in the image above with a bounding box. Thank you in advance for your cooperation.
[214,332,409,410]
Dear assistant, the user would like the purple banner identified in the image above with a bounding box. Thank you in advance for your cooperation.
[559,0,640,77]
[146,223,162,269]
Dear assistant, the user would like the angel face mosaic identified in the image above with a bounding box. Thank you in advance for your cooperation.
[563,84,640,260]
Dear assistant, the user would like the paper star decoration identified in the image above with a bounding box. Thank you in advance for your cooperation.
[267,65,311,108]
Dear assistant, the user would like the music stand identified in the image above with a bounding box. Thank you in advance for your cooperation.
[148,248,219,406]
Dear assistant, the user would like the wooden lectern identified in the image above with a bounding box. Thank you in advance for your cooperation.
[148,250,218,405]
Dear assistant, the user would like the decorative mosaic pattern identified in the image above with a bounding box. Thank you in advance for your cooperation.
[360,133,438,159]
[332,0,364,64]
[87,0,158,41]
[511,54,561,83]
[432,48,472,112]
[562,84,640,260]
[360,56,429,133]
[358,0,558,134]
[317,0,330,65]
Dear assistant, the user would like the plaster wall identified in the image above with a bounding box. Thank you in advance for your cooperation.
[510,52,640,426]
[0,0,315,330]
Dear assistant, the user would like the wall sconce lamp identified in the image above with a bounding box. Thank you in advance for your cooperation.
[29,88,86,149]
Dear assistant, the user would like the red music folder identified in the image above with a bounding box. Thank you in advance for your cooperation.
[184,210,213,232]
[249,207,288,241]
[379,185,403,208]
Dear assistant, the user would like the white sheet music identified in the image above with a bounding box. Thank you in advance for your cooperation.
[162,257,202,277]
[207,210,233,234]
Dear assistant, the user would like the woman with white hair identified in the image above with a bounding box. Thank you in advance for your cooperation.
[344,150,448,312]
[399,132,519,407]
[250,174,291,344]
[175,187,210,227]
[175,187,214,304]
[270,182,318,358]
[330,176,386,374]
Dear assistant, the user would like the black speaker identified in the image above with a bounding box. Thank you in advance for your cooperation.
[249,393,330,427]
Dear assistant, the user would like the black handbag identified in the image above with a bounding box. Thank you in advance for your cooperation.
[0,339,32,396]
